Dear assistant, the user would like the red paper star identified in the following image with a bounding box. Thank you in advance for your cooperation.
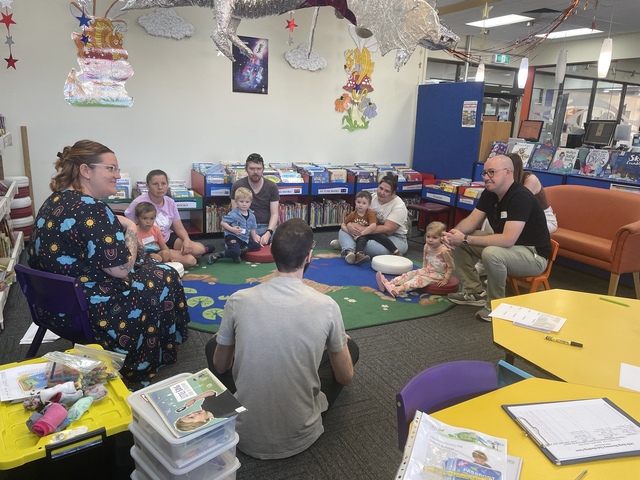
[1,12,16,29]
[286,18,298,33]
[5,53,17,69]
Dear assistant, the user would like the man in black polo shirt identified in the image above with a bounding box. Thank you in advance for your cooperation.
[442,155,551,321]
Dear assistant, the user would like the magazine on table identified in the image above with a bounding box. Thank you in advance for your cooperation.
[144,368,246,438]
[396,410,521,480]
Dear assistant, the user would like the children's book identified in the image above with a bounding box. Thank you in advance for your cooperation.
[396,410,513,480]
[609,151,640,182]
[527,144,557,170]
[579,149,610,177]
[509,143,535,167]
[144,368,246,438]
[487,141,508,161]
[549,147,579,174]
[0,362,52,402]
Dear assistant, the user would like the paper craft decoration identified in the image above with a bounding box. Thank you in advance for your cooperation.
[1,0,17,69]
[549,147,579,174]
[64,1,134,107]
[122,0,459,71]
[334,25,378,131]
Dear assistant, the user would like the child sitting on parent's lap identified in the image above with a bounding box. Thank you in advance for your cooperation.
[341,190,400,266]
[208,187,261,264]
[377,221,454,297]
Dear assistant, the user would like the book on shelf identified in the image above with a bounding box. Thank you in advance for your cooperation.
[509,142,535,167]
[396,410,521,480]
[548,147,579,174]
[527,144,557,170]
[579,149,610,177]
[609,150,640,182]
[487,141,508,161]
[143,368,246,438]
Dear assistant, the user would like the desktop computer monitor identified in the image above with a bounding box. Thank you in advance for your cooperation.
[583,120,617,148]
[517,120,544,142]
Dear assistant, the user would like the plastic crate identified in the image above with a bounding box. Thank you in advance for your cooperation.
[0,349,134,480]
[131,443,240,480]
[127,374,236,464]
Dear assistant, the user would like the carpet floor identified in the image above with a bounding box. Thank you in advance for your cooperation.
[183,251,454,333]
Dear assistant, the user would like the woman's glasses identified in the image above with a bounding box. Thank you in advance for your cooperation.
[89,163,121,174]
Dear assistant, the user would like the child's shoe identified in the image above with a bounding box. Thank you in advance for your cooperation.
[376,271,387,292]
[344,250,356,264]
[207,252,223,264]
[354,252,371,266]
[233,255,242,263]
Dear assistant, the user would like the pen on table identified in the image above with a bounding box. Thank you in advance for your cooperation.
[575,469,588,480]
[599,297,629,307]
[544,335,583,348]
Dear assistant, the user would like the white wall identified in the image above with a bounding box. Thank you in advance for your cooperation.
[1,1,424,210]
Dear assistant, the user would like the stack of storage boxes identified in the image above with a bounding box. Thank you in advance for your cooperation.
[5,175,34,238]
[127,373,241,480]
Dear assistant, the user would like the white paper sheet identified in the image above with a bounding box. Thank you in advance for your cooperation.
[19,322,60,345]
[490,303,566,333]
[620,363,640,392]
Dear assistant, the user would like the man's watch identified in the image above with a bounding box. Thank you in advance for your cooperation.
[462,235,469,246]
[265,229,274,235]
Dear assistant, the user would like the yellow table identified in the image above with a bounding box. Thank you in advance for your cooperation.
[431,378,640,479]
[491,289,640,391]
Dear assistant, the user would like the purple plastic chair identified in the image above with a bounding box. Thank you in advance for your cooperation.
[15,264,94,359]
[396,361,498,450]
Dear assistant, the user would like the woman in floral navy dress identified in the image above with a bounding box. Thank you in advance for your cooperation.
[28,140,190,389]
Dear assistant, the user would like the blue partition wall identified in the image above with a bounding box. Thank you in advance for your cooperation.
[412,82,484,179]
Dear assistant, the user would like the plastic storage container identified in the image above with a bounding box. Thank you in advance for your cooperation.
[129,421,237,470]
[130,442,240,480]
[127,374,237,464]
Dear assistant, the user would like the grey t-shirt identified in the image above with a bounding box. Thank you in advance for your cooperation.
[216,275,347,459]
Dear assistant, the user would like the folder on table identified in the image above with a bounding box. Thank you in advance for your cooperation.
[503,398,640,465]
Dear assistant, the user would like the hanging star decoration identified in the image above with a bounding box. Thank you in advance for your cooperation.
[285,11,297,46]
[1,0,16,69]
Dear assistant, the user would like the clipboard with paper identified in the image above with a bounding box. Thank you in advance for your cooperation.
[502,398,640,465]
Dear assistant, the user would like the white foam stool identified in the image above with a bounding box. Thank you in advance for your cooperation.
[371,255,414,275]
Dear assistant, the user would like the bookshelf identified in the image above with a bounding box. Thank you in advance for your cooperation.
[0,181,24,330]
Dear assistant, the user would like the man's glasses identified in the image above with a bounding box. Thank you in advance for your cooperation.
[311,240,316,249]
[89,163,121,174]
[480,168,508,178]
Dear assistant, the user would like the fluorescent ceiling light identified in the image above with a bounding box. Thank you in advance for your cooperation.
[466,15,534,28]
[536,28,602,39]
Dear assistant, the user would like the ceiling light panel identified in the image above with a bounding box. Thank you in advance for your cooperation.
[466,15,535,28]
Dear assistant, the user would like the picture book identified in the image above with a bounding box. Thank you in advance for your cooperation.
[527,144,557,170]
[144,368,247,438]
[579,149,610,177]
[0,362,51,402]
[396,411,510,480]
[487,141,508,161]
[609,151,640,182]
[549,148,579,174]
[509,142,535,167]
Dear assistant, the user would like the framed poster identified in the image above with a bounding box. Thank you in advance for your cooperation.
[232,36,268,94]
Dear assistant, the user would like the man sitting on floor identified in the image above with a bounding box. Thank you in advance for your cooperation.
[205,218,359,459]
[442,155,551,321]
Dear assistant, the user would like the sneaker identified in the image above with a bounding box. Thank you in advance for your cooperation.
[475,307,492,322]
[447,291,487,306]
[375,271,386,292]
[239,246,249,256]
[345,251,356,264]
[354,252,371,266]
[330,239,341,250]
[233,256,241,264]
[207,253,222,264]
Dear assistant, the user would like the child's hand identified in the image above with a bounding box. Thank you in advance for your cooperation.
[232,226,243,235]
